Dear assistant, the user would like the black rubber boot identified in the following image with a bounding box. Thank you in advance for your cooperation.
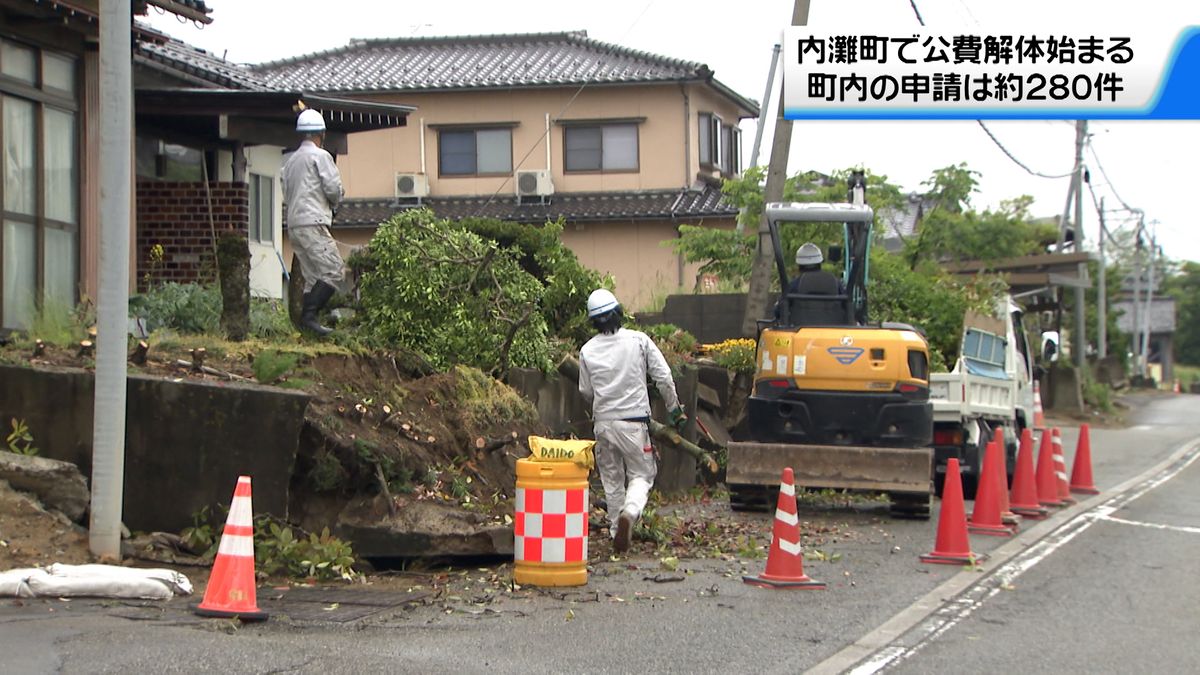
[300,281,336,337]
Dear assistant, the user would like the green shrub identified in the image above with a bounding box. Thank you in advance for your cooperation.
[129,283,221,334]
[355,209,554,373]
[707,338,757,375]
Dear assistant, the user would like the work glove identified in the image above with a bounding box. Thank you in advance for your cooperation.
[668,406,688,432]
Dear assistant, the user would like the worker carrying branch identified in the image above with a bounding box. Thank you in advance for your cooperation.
[578,289,686,553]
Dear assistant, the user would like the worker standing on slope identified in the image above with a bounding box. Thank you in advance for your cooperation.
[282,108,346,337]
[578,289,686,553]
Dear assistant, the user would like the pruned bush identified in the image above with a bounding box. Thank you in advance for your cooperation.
[355,209,554,373]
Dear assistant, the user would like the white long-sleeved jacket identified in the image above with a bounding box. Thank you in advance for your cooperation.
[281,140,344,228]
[579,328,681,421]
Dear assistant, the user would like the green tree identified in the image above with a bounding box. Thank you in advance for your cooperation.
[1161,261,1200,365]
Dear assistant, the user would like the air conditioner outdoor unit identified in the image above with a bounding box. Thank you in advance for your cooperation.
[395,172,429,199]
[515,169,554,198]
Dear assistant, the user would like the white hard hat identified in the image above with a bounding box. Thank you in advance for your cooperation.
[795,242,823,266]
[586,288,620,318]
[296,109,326,133]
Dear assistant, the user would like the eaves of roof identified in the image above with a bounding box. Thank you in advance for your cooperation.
[322,186,737,229]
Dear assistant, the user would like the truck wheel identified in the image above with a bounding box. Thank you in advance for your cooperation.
[728,484,773,512]
[888,492,931,519]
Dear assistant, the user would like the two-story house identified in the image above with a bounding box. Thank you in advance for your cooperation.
[251,31,758,309]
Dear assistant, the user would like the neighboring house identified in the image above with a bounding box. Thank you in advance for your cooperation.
[878,192,929,254]
[251,31,759,309]
[133,36,412,300]
[1113,295,1176,385]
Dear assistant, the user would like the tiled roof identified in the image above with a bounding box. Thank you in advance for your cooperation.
[326,185,737,229]
[135,35,270,91]
[879,193,930,252]
[252,31,758,114]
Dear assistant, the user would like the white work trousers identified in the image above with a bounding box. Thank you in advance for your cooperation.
[593,420,657,532]
[289,225,346,293]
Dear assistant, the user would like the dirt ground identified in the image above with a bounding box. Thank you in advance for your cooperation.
[0,481,92,570]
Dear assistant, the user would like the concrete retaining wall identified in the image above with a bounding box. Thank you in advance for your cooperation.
[0,365,310,532]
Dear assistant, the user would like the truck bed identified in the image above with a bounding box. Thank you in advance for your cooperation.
[929,369,1017,422]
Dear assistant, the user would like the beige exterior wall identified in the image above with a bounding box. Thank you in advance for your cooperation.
[320,81,753,310]
[342,83,749,199]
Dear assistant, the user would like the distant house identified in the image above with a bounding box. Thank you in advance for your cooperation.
[250,31,759,309]
[1113,295,1176,384]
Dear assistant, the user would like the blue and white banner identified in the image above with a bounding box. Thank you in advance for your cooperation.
[782,26,1200,119]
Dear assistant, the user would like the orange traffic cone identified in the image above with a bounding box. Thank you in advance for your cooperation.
[991,428,1020,528]
[744,468,825,589]
[1032,381,1047,430]
[1173,378,1181,394]
[1069,423,1100,495]
[1051,428,1076,505]
[195,476,268,621]
[922,458,987,565]
[969,441,1016,537]
[1036,430,1066,507]
[1010,428,1049,519]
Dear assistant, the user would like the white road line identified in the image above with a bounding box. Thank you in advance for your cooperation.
[1097,514,1200,535]
[809,437,1200,675]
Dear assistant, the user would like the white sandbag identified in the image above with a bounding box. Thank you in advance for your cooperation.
[46,563,193,596]
[0,568,49,598]
[26,572,173,600]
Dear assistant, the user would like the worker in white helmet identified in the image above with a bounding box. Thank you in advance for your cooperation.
[774,242,844,321]
[281,108,346,336]
[578,288,686,553]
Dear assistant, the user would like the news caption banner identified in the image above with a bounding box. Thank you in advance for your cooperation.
[782,26,1200,119]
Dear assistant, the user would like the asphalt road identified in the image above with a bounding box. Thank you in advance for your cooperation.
[0,394,1195,674]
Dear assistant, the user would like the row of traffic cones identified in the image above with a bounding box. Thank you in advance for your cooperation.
[921,424,1099,566]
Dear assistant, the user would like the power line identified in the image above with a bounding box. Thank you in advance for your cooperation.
[1085,140,1136,213]
[976,121,1076,179]
[908,0,926,25]
[471,0,658,217]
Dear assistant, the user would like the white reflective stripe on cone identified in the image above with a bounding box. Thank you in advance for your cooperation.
[776,509,799,526]
[218,533,255,557]
[778,538,803,556]
[227,496,253,527]
[779,482,796,496]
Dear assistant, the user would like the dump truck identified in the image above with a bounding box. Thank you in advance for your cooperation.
[725,174,934,518]
[929,295,1037,498]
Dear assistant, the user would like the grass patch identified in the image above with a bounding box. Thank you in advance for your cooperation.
[452,365,538,427]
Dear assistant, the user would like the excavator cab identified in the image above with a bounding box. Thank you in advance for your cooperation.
[728,173,935,518]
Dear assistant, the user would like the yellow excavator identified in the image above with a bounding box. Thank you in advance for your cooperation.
[726,173,934,518]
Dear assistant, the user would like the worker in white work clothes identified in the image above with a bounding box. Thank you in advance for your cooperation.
[578,289,687,553]
[282,108,346,337]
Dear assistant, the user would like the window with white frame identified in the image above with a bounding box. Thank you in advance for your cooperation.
[698,112,741,176]
[563,123,638,172]
[248,173,274,244]
[438,127,512,176]
[1,39,79,330]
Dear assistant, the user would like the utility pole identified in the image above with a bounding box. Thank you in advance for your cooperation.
[741,0,811,335]
[739,43,783,235]
[1071,120,1088,369]
[92,0,132,559]
[1131,213,1144,375]
[1140,221,1159,379]
[1097,197,1107,359]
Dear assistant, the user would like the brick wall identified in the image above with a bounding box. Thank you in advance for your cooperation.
[136,181,249,291]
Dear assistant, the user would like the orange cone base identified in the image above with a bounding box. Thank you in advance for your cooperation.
[968,521,1016,537]
[1040,498,1067,508]
[743,573,826,590]
[1001,512,1022,527]
[194,603,269,622]
[920,551,988,565]
[1070,486,1100,495]
[1011,505,1050,519]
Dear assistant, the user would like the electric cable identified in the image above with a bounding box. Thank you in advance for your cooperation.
[976,121,1077,179]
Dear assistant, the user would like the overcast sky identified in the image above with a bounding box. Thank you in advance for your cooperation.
[144,0,1200,264]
